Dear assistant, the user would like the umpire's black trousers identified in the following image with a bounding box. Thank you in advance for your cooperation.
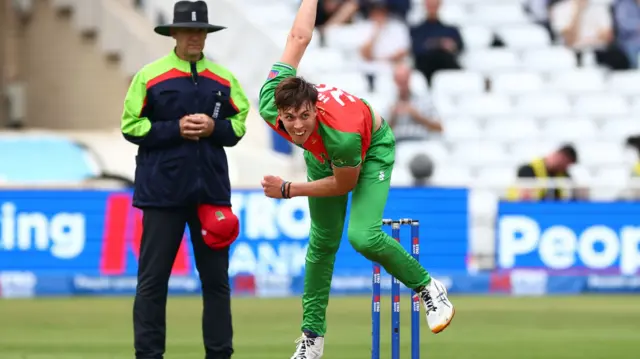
[134,207,233,359]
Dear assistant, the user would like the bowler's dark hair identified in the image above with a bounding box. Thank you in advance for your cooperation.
[274,77,318,111]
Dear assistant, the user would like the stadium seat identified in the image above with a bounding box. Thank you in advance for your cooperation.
[629,95,640,115]
[323,23,371,52]
[589,0,616,4]
[459,25,494,49]
[547,69,606,95]
[457,94,512,116]
[298,48,350,73]
[245,4,296,27]
[409,71,430,96]
[591,165,630,200]
[438,3,469,25]
[451,141,507,166]
[490,72,544,95]
[594,165,630,183]
[511,140,561,162]
[461,49,520,74]
[431,94,458,117]
[431,70,486,96]
[484,117,540,141]
[390,165,415,186]
[318,72,369,97]
[543,115,594,123]
[576,141,625,166]
[600,118,640,140]
[430,165,473,185]
[541,119,598,140]
[469,4,529,26]
[496,24,551,49]
[514,93,572,117]
[442,120,483,141]
[624,144,639,163]
[521,47,577,72]
[265,28,322,49]
[395,141,450,171]
[568,164,594,183]
[607,70,640,95]
[372,71,395,94]
[573,94,630,117]
[406,4,426,26]
[475,166,517,187]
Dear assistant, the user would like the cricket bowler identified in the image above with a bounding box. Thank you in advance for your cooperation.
[258,1,455,358]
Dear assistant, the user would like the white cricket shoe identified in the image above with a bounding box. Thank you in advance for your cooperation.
[419,277,455,334]
[290,332,324,359]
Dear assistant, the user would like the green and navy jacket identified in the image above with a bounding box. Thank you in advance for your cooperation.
[121,50,249,208]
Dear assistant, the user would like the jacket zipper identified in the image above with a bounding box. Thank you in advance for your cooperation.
[191,61,203,203]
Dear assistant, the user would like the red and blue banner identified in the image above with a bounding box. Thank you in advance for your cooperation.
[0,187,470,297]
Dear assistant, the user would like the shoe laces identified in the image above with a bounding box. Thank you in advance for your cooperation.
[294,335,315,358]
[421,290,438,313]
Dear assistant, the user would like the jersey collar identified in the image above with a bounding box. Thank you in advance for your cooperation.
[169,48,206,73]
[302,119,328,162]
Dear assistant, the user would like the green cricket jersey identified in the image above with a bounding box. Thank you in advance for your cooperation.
[258,62,376,168]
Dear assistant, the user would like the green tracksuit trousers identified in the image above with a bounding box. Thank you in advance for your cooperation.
[301,120,431,336]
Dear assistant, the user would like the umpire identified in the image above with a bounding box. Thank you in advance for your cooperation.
[120,1,249,358]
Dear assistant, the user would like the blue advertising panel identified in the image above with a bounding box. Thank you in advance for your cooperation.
[496,202,640,276]
[0,188,469,296]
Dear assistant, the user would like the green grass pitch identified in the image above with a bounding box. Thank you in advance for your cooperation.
[0,295,638,358]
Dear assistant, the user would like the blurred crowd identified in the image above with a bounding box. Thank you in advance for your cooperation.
[309,0,640,195]
[315,0,640,78]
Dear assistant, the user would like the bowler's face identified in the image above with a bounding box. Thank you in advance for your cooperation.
[279,103,317,145]
[172,28,207,59]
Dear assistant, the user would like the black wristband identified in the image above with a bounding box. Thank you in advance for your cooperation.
[286,182,292,198]
[281,181,291,199]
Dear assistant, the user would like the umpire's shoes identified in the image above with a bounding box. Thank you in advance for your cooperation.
[418,277,455,333]
[290,331,324,359]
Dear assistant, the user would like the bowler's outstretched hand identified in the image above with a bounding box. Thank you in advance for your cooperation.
[261,175,285,199]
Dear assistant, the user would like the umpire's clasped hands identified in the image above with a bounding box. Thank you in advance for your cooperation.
[180,114,215,140]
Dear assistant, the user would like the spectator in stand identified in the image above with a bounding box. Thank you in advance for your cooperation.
[315,0,412,29]
[624,135,640,199]
[410,0,464,86]
[524,0,564,40]
[387,63,443,143]
[359,0,411,91]
[360,0,412,20]
[506,145,578,201]
[613,0,640,68]
[315,0,358,30]
[551,0,629,69]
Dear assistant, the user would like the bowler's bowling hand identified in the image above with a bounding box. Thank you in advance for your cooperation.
[261,175,286,199]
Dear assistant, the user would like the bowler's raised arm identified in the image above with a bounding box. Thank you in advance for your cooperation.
[280,0,318,69]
